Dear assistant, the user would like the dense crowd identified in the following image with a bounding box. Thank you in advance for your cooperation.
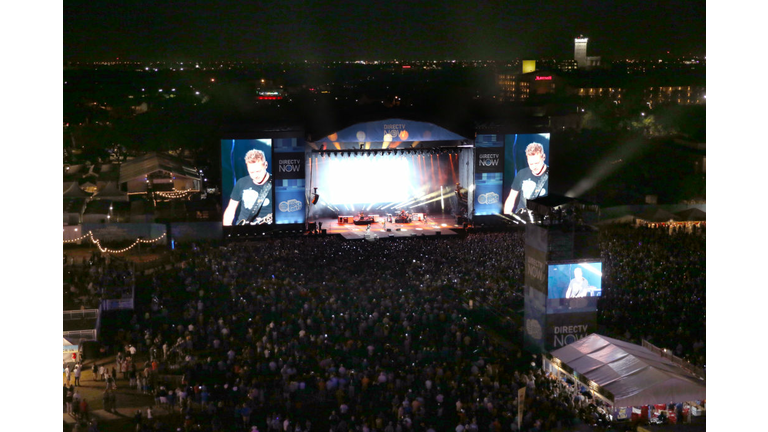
[598,225,706,367]
[64,253,134,310]
[65,224,705,431]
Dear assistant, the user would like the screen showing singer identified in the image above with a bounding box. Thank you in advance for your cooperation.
[221,139,274,226]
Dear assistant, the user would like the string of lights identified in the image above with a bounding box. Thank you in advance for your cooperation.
[63,232,92,243]
[63,230,167,254]
[155,188,194,199]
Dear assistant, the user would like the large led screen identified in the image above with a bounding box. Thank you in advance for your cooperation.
[503,133,550,215]
[546,261,602,313]
[221,139,274,226]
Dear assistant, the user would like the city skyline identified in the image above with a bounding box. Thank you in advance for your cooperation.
[64,0,705,62]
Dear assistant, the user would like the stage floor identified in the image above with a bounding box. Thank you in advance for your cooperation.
[315,214,463,240]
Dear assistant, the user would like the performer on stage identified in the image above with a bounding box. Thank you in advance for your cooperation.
[452,182,467,217]
[223,149,273,226]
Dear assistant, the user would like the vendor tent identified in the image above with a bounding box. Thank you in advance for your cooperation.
[674,208,706,222]
[63,181,92,198]
[548,334,705,407]
[634,207,679,223]
[93,181,128,202]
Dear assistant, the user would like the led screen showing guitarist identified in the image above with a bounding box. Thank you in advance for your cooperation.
[503,142,549,215]
[223,149,273,226]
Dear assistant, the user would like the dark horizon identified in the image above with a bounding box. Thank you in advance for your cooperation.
[64,0,705,63]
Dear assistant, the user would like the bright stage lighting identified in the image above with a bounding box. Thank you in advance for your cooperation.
[325,155,411,204]
[313,149,459,214]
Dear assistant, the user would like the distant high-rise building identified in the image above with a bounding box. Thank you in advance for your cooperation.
[574,36,588,69]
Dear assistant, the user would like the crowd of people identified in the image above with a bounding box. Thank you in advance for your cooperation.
[63,223,704,431]
[64,252,134,310]
[597,225,706,367]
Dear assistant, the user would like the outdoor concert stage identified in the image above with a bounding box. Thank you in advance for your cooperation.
[315,214,463,240]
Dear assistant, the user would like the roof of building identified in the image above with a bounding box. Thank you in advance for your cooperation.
[94,181,126,199]
[118,152,201,184]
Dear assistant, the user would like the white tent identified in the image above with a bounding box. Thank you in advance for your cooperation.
[63,181,92,198]
[93,180,128,202]
[547,334,705,407]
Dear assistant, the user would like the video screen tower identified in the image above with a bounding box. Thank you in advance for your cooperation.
[523,202,601,352]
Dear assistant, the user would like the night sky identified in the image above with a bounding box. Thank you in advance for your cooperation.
[64,0,705,62]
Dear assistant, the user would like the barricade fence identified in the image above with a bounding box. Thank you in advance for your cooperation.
[63,329,98,344]
[63,309,99,321]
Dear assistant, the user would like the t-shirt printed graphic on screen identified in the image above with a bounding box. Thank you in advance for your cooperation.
[242,188,260,210]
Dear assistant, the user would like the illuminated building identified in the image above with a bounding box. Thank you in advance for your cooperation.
[573,86,624,103]
[497,72,562,102]
[644,86,706,106]
[522,60,536,74]
[574,37,588,69]
[497,74,530,101]
[558,59,578,72]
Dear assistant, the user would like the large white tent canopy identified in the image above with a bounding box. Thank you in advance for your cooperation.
[549,334,705,407]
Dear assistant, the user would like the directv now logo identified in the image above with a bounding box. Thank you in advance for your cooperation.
[279,159,301,173]
[479,154,499,166]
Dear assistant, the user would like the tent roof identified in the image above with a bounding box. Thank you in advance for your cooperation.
[63,181,92,198]
[119,152,201,184]
[94,181,126,198]
[550,334,705,407]
[674,208,706,221]
[634,207,679,222]
[313,118,469,145]
[596,215,636,225]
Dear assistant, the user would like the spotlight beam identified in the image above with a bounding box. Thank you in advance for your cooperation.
[566,136,647,198]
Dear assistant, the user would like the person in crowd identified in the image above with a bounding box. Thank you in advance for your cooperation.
[74,364,81,386]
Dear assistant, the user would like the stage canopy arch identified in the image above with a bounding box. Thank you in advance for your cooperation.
[305,119,474,219]
[310,118,470,150]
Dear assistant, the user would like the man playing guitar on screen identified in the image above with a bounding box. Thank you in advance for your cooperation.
[223,149,273,226]
[503,142,548,216]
